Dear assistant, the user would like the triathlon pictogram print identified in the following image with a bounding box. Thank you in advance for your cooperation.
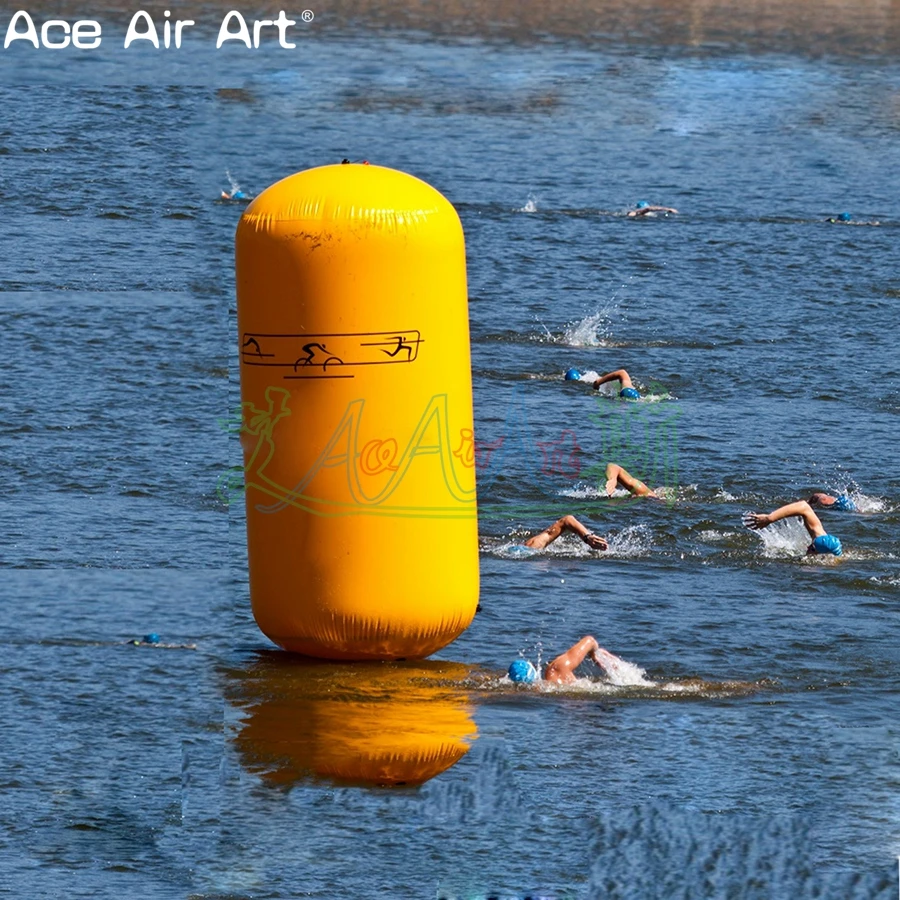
[240,330,423,380]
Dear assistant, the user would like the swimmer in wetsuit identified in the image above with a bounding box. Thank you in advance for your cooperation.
[808,492,857,512]
[604,462,658,499]
[591,368,641,400]
[523,515,608,551]
[508,636,622,685]
[743,500,843,556]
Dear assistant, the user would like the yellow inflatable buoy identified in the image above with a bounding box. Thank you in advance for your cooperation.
[235,163,479,659]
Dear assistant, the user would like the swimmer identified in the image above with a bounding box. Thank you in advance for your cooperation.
[523,515,608,551]
[221,188,250,201]
[126,632,197,649]
[743,500,842,557]
[591,368,640,400]
[826,212,880,226]
[808,491,857,512]
[508,635,620,685]
[604,462,658,499]
[627,201,679,218]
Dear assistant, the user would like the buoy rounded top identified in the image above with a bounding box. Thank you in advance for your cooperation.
[239,163,458,234]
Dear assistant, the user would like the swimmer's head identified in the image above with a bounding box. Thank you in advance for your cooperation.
[508,659,538,684]
[807,493,834,507]
[564,368,582,382]
[143,632,160,644]
[636,200,650,209]
[838,212,852,222]
[808,534,843,557]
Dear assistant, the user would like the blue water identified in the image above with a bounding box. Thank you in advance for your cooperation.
[2,17,899,900]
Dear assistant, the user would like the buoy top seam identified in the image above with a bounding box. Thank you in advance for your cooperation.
[241,203,444,233]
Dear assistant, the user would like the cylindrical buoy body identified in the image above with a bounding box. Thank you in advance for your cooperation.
[235,164,479,659]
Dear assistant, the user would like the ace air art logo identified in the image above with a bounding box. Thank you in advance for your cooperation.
[3,9,314,51]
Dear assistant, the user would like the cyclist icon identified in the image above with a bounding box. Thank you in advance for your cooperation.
[294,342,344,371]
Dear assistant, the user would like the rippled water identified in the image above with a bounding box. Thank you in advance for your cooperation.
[2,12,899,900]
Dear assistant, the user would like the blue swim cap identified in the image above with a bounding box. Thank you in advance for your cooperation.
[233,190,247,200]
[619,386,641,400]
[811,534,842,556]
[636,200,650,209]
[838,212,851,222]
[564,368,582,381]
[508,659,538,684]
[143,632,160,644]
[832,494,856,512]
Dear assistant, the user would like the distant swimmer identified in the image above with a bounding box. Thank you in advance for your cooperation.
[808,491,857,512]
[592,367,640,400]
[627,201,679,218]
[743,500,842,557]
[605,462,658,499]
[221,170,252,201]
[508,635,622,685]
[522,514,608,551]
[826,212,880,226]
[126,632,197,649]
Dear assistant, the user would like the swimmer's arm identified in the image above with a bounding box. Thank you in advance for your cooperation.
[525,515,607,551]
[568,516,608,551]
[545,636,600,684]
[744,501,826,537]
[593,369,631,390]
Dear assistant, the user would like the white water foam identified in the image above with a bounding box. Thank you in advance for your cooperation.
[845,490,887,513]
[225,169,242,195]
[594,649,656,686]
[605,524,654,557]
[518,195,539,212]
[699,529,739,542]
[747,516,810,557]
[562,308,616,347]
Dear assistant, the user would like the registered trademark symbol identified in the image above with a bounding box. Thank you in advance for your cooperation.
[301,9,314,22]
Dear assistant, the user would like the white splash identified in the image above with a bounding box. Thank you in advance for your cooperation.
[699,529,738,542]
[518,195,539,212]
[225,169,242,194]
[595,649,656,687]
[559,482,605,499]
[605,524,654,557]
[562,308,616,347]
[748,516,810,557]
[846,490,887,513]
